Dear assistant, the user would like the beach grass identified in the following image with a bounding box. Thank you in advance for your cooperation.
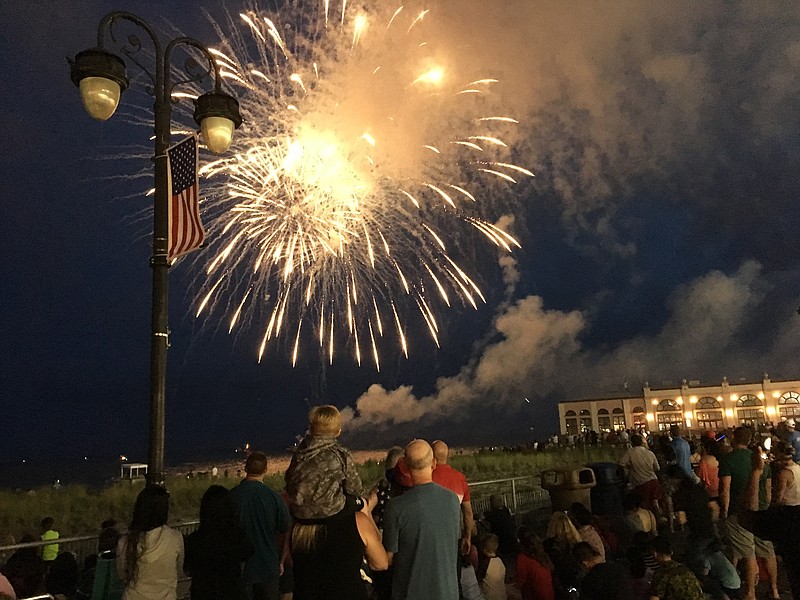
[0,446,622,542]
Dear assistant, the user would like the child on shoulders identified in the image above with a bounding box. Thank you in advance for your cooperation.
[285,405,365,521]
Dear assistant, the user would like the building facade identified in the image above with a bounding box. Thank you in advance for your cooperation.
[557,375,800,434]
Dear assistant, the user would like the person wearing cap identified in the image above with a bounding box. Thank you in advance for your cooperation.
[786,419,800,463]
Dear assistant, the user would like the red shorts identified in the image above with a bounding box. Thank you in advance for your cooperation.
[636,479,664,510]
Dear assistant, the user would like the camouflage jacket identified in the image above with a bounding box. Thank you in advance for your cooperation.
[285,435,365,520]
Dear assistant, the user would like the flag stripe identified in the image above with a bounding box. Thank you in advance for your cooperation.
[167,134,204,261]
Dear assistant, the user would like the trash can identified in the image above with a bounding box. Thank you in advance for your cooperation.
[540,467,596,512]
[587,462,627,515]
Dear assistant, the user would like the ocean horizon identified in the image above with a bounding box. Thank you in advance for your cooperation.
[0,446,284,490]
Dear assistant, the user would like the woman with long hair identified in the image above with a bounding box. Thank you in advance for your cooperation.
[290,501,388,600]
[184,485,253,600]
[543,512,582,599]
[116,485,183,600]
[516,526,555,600]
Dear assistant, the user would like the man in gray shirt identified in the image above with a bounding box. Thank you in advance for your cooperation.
[620,433,663,515]
[383,439,461,600]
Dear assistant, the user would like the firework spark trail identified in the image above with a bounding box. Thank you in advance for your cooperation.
[192,0,532,368]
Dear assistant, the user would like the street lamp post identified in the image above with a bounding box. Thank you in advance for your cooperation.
[70,12,242,485]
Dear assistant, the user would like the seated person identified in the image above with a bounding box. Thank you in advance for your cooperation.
[484,495,519,556]
[543,512,583,595]
[516,527,554,600]
[477,534,507,600]
[673,478,740,600]
[622,492,657,535]
[570,504,606,562]
[460,553,485,600]
[1,534,45,598]
[648,538,704,600]
[625,540,654,600]
[573,542,633,600]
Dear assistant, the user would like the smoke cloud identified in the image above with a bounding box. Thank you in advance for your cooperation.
[342,261,800,444]
[338,1,800,445]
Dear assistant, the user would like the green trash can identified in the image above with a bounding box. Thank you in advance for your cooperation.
[540,467,596,512]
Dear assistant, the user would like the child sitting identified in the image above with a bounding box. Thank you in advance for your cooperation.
[285,405,365,520]
[478,534,507,600]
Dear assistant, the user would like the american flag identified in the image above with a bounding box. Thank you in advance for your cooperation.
[167,134,205,261]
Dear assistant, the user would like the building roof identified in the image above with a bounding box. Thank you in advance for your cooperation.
[560,394,642,404]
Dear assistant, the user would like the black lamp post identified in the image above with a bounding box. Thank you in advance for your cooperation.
[70,12,242,485]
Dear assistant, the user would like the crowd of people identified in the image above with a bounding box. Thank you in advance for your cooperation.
[1,411,799,600]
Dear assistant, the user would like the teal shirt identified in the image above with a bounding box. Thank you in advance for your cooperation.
[90,554,124,600]
[383,482,461,600]
[719,448,771,513]
[229,479,290,582]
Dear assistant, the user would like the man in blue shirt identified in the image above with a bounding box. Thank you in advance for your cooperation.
[383,439,461,600]
[230,452,290,600]
[670,425,701,484]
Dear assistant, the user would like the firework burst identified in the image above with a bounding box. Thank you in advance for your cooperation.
[191,1,532,369]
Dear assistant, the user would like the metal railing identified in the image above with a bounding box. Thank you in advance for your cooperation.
[5,475,553,600]
[1,477,551,563]
[0,521,200,567]
[469,475,550,516]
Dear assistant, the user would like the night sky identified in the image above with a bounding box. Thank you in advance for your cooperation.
[2,0,800,468]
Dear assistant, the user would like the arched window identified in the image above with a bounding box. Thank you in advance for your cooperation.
[656,399,682,431]
[579,409,593,432]
[696,397,723,430]
[780,392,800,404]
[737,394,764,426]
[596,408,611,432]
[611,407,626,430]
[631,407,647,429]
[737,394,762,407]
[564,410,578,435]
[697,397,720,409]
[779,392,800,420]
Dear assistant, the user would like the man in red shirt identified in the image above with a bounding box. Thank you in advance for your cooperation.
[432,440,475,553]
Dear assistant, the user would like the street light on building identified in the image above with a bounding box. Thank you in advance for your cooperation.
[70,12,242,485]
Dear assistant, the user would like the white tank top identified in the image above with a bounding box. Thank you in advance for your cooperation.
[782,463,800,507]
